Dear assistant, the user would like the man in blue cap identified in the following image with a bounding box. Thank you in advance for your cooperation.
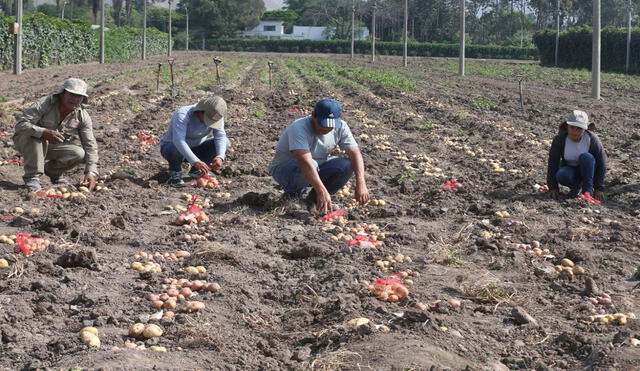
[269,98,369,214]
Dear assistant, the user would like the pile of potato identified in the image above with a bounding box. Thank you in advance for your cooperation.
[133,250,190,261]
[416,298,461,311]
[195,176,219,188]
[183,233,209,242]
[368,199,387,207]
[509,241,551,256]
[374,255,416,274]
[15,235,51,254]
[588,312,635,325]
[79,327,100,347]
[0,235,16,245]
[555,258,585,276]
[128,323,163,339]
[130,261,162,273]
[175,209,209,225]
[367,279,409,303]
[182,265,207,274]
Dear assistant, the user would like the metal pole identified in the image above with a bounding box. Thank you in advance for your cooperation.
[185,7,189,51]
[459,0,465,76]
[626,0,632,73]
[554,0,560,66]
[142,0,147,59]
[403,0,408,67]
[168,0,172,57]
[592,0,601,99]
[13,0,23,75]
[351,0,355,59]
[100,0,105,64]
[371,0,376,62]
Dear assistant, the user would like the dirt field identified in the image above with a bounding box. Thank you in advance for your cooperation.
[1,51,639,370]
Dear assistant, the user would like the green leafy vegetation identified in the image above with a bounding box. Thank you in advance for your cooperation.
[419,120,435,131]
[473,97,497,110]
[0,13,167,70]
[209,39,537,60]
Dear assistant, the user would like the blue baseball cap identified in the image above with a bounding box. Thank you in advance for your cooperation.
[314,99,342,128]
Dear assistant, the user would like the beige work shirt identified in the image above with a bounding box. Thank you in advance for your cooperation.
[14,94,99,174]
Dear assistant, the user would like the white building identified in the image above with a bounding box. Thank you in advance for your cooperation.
[242,21,369,41]
[242,21,286,38]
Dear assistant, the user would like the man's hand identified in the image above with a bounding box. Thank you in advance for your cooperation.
[315,189,333,215]
[193,161,209,175]
[354,183,369,205]
[82,173,97,191]
[210,157,224,172]
[547,188,560,199]
[593,190,604,201]
[42,129,64,144]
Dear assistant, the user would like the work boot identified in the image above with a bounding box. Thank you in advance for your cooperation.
[49,175,70,185]
[25,178,42,191]
[169,171,185,187]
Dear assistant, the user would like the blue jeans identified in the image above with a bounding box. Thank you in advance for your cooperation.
[556,153,595,197]
[271,158,354,199]
[160,139,217,172]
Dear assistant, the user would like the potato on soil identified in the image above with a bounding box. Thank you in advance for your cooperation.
[142,324,163,338]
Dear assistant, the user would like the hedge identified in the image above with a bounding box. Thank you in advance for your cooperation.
[0,12,168,70]
[533,26,640,73]
[206,39,538,60]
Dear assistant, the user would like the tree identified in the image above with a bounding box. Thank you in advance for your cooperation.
[262,9,299,33]
[176,0,263,38]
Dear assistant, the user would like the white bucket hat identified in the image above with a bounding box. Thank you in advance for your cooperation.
[56,78,89,103]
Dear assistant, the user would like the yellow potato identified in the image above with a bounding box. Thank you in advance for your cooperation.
[80,327,99,336]
[142,324,163,338]
[560,258,575,267]
[128,323,145,337]
[0,259,8,269]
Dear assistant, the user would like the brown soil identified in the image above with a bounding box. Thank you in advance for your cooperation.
[1,51,639,370]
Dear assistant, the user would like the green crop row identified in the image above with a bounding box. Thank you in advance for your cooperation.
[207,39,538,60]
[0,13,168,70]
[533,26,640,73]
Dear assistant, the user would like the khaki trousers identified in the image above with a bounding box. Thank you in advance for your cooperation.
[13,134,85,181]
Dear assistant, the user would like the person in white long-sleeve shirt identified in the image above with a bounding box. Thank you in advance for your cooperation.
[160,96,228,187]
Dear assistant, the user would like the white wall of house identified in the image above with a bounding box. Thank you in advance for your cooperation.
[287,26,329,40]
[242,20,371,41]
[242,21,284,38]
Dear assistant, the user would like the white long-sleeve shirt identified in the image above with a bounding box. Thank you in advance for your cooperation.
[160,104,227,164]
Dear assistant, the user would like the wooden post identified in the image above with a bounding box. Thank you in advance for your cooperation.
[185,6,189,51]
[13,0,23,75]
[168,0,172,57]
[168,58,175,90]
[626,0,632,73]
[371,0,377,63]
[350,0,355,59]
[156,63,162,92]
[554,0,560,66]
[100,0,105,64]
[592,0,601,99]
[142,0,147,60]
[518,78,524,111]
[403,0,408,67]
[459,0,465,76]
[214,57,222,84]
